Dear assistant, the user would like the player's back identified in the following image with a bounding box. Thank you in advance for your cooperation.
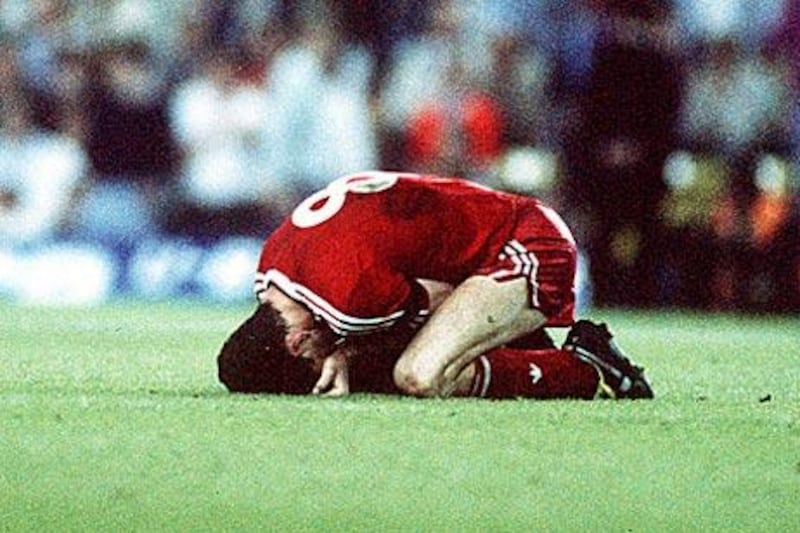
[265,172,523,284]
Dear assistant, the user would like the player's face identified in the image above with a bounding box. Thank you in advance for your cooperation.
[263,287,336,361]
[287,327,336,361]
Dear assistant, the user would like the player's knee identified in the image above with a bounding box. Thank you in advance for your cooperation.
[393,358,443,397]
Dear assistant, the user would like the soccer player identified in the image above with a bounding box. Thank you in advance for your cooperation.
[217,171,653,399]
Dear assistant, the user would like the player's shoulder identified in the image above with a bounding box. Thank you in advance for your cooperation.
[326,170,509,196]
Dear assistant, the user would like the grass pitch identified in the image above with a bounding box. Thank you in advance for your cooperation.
[1,302,798,532]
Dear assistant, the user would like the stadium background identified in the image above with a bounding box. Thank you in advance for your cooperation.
[1,0,798,313]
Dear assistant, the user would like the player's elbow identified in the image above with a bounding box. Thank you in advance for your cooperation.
[393,360,444,397]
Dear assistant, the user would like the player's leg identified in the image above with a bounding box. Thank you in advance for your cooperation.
[451,347,601,399]
[393,275,547,397]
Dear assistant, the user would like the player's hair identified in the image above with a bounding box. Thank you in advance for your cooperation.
[217,303,317,394]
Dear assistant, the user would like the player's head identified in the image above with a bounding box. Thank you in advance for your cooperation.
[217,304,317,394]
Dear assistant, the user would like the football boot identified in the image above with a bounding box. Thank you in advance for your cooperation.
[563,320,654,399]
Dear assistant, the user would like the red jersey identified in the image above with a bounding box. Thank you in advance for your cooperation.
[256,171,577,336]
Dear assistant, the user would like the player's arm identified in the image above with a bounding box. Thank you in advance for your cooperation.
[311,348,351,396]
[311,278,454,396]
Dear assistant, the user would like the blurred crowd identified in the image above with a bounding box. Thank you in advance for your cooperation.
[0,0,798,312]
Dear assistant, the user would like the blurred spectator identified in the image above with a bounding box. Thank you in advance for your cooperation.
[337,0,426,94]
[67,39,177,293]
[709,154,797,311]
[265,4,378,193]
[377,0,464,167]
[377,0,504,177]
[166,46,287,242]
[0,40,113,305]
[85,40,177,189]
[679,38,792,160]
[656,151,727,308]
[401,59,504,178]
[488,32,554,149]
[748,155,796,311]
[572,1,684,307]
[0,41,86,248]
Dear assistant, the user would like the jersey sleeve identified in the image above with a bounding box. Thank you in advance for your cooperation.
[255,267,430,337]
[321,269,429,335]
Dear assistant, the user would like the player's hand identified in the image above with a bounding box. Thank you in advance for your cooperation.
[312,351,350,397]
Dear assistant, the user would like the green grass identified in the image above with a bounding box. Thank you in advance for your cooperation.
[1,302,798,532]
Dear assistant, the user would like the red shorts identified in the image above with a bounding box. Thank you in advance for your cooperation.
[475,203,577,327]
